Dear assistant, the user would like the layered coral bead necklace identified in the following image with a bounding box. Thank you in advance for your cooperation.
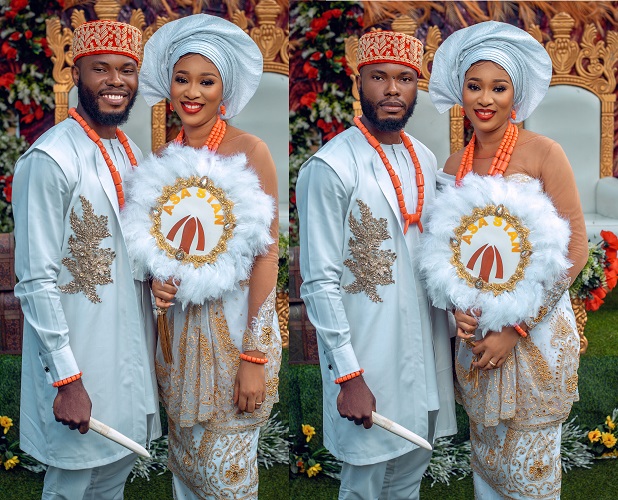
[69,107,137,208]
[456,121,519,182]
[174,116,227,152]
[354,115,425,234]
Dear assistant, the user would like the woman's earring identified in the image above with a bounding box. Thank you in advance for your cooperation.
[511,109,516,120]
[220,104,226,116]
[170,103,174,112]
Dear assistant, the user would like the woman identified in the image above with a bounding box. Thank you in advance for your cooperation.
[428,21,587,499]
[137,14,280,499]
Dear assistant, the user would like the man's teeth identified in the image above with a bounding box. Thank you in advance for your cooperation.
[104,94,124,102]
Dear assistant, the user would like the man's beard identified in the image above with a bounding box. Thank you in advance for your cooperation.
[359,88,417,132]
[77,81,137,127]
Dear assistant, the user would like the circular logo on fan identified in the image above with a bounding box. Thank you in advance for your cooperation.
[150,176,236,267]
[451,205,532,294]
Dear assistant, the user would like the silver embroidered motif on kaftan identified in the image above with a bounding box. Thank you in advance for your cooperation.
[59,196,115,303]
[343,199,396,303]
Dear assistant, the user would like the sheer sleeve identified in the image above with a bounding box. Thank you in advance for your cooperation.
[538,142,588,281]
[241,140,279,352]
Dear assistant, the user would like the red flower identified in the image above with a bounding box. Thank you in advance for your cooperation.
[592,286,607,300]
[357,16,365,27]
[310,52,322,61]
[585,293,603,311]
[303,61,318,80]
[305,30,318,41]
[14,100,28,114]
[601,230,618,249]
[585,287,608,311]
[34,104,44,120]
[605,268,617,290]
[2,42,17,60]
[24,30,33,39]
[10,32,21,41]
[324,120,345,141]
[10,0,28,11]
[0,72,16,89]
[2,176,12,203]
[40,37,52,57]
[325,50,333,59]
[310,17,329,32]
[4,10,17,20]
[316,119,330,133]
[300,91,317,108]
[330,9,343,18]
[345,66,352,76]
[290,193,296,205]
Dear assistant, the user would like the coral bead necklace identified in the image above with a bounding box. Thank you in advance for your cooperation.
[69,107,137,208]
[354,115,425,234]
[456,121,519,182]
[174,116,227,152]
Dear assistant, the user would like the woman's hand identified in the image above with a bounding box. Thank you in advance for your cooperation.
[233,350,266,414]
[454,309,479,340]
[472,326,520,370]
[151,277,178,309]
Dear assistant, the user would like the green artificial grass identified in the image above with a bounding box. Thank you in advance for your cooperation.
[584,288,618,357]
[289,362,325,450]
[290,458,618,499]
[0,354,20,427]
[0,464,289,499]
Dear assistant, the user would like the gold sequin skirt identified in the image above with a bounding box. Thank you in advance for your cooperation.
[168,419,259,500]
[470,420,562,500]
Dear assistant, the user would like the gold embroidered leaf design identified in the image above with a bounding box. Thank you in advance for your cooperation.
[59,196,116,303]
[343,199,396,303]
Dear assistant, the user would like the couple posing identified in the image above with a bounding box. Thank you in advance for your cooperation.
[14,15,280,500]
[298,23,586,500]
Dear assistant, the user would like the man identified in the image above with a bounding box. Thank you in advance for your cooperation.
[297,31,456,499]
[13,20,160,499]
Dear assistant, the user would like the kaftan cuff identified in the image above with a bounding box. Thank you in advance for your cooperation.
[242,288,277,353]
[525,278,571,330]
[324,343,361,380]
[39,344,80,385]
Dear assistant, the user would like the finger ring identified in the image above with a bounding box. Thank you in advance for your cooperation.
[255,402,262,407]
[489,360,497,367]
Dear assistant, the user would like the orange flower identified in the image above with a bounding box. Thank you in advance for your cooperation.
[588,429,601,443]
[601,432,617,448]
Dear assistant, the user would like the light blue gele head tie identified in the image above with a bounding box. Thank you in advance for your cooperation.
[139,14,263,119]
[429,21,552,122]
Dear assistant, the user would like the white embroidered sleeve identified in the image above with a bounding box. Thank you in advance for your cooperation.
[13,150,79,383]
[297,158,361,379]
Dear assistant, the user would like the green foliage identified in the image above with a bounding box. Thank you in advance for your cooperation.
[277,232,289,293]
[0,133,28,232]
